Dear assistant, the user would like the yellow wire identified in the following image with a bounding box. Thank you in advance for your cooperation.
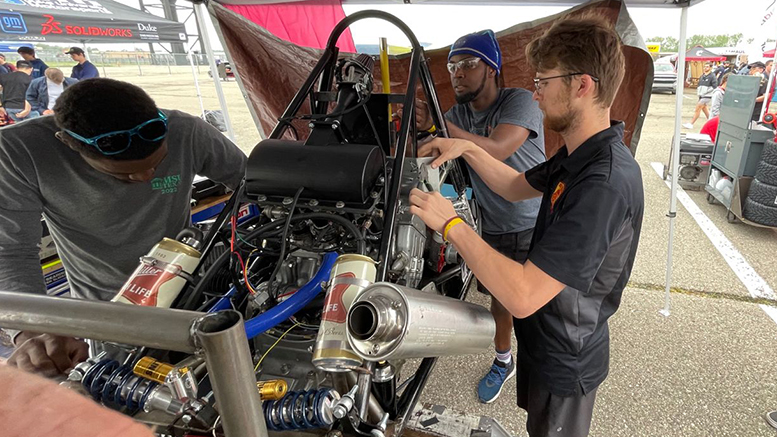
[244,248,259,294]
[254,322,301,372]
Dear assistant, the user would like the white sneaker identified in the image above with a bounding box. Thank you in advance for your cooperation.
[682,123,694,129]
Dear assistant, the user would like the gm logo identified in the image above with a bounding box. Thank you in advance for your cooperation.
[0,12,27,34]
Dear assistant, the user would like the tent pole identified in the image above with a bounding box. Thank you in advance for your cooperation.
[193,0,236,142]
[661,5,688,317]
[189,51,206,116]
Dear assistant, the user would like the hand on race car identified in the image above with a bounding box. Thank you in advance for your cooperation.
[418,137,474,169]
[409,188,457,234]
[395,98,433,131]
[7,333,89,377]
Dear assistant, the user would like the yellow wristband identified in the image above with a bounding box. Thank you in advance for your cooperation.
[427,125,437,134]
[443,217,465,242]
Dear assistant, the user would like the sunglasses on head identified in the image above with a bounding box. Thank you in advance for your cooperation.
[64,110,168,156]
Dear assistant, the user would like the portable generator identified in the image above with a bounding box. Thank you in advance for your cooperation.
[664,133,714,190]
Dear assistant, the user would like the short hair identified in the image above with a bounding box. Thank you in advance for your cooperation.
[53,78,163,161]
[751,61,766,70]
[45,68,64,84]
[767,60,774,67]
[17,47,34,56]
[704,62,712,67]
[0,54,5,60]
[526,14,625,107]
[16,60,31,69]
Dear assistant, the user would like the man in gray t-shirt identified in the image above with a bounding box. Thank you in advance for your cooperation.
[416,30,545,403]
[0,78,247,376]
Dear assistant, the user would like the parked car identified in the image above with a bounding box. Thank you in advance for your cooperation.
[652,62,677,94]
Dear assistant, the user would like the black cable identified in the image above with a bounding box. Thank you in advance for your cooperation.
[183,211,367,310]
[267,186,305,297]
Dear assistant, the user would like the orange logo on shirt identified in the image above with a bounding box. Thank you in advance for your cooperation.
[550,182,565,213]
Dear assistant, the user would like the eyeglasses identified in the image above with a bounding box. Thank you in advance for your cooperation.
[447,57,482,74]
[64,111,168,156]
[533,73,599,93]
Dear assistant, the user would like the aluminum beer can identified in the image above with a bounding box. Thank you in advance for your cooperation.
[112,238,201,309]
[312,254,376,372]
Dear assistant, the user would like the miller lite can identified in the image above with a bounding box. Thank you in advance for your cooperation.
[112,237,201,308]
[312,254,376,372]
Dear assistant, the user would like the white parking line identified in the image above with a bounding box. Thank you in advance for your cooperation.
[650,162,777,324]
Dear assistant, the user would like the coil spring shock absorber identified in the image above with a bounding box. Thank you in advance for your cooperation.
[80,358,158,413]
[263,388,339,431]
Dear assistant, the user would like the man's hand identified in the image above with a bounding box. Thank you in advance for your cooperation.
[15,109,29,118]
[42,109,54,116]
[418,137,475,169]
[0,107,6,117]
[409,188,457,233]
[7,334,89,377]
[396,98,433,131]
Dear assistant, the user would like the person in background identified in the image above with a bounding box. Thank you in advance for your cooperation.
[16,47,48,79]
[683,62,717,129]
[714,61,731,83]
[700,116,719,142]
[0,61,38,122]
[409,29,546,404]
[26,68,78,116]
[750,61,769,121]
[0,54,16,74]
[66,47,99,80]
[710,73,729,118]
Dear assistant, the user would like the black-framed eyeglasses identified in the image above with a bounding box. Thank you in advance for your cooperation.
[533,73,599,93]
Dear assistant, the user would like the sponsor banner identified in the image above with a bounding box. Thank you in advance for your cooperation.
[0,8,186,42]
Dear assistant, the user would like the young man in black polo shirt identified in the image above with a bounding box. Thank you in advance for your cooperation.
[409,16,644,437]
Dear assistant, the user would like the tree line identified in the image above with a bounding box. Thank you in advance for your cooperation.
[646,34,755,52]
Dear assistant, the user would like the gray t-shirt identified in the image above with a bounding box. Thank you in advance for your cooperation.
[0,110,247,301]
[446,88,546,234]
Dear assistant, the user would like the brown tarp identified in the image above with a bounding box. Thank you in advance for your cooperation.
[211,0,653,156]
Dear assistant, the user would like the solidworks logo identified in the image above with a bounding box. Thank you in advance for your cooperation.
[40,14,62,35]
[65,25,132,38]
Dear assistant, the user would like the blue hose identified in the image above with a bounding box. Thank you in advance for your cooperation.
[208,286,237,313]
[243,252,337,340]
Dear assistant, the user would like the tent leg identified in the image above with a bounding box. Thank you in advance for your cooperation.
[193,0,236,142]
[661,5,689,317]
[189,51,206,116]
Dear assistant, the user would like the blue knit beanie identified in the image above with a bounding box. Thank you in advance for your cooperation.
[448,29,502,74]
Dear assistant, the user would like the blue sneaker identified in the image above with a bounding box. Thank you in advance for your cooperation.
[477,358,516,404]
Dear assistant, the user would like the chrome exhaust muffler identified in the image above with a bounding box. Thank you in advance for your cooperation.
[346,283,495,361]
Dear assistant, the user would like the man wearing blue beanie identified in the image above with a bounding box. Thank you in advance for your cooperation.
[416,29,546,404]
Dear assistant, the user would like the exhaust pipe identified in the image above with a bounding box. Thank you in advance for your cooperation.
[346,283,494,361]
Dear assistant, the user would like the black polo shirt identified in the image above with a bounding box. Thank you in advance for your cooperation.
[516,121,644,397]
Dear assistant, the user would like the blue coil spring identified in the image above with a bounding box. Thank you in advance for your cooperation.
[81,358,158,413]
[263,388,337,431]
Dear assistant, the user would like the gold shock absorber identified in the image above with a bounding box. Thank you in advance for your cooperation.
[379,37,391,118]
[257,379,288,401]
[133,356,174,384]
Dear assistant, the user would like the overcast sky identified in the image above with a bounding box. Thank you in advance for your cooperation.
[99,0,774,57]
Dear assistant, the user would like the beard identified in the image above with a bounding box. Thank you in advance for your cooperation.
[454,69,488,105]
[543,86,580,134]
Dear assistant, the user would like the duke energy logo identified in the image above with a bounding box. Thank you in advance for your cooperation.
[0,12,27,34]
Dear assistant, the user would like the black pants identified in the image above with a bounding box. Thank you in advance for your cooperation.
[516,360,597,437]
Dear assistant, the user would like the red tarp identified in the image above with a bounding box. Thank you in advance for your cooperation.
[765,48,774,58]
[224,0,355,52]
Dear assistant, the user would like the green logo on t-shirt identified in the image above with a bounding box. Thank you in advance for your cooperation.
[151,175,181,194]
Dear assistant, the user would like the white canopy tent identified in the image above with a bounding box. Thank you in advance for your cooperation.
[191,0,706,315]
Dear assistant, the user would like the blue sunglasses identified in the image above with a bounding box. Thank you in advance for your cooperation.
[64,110,168,156]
